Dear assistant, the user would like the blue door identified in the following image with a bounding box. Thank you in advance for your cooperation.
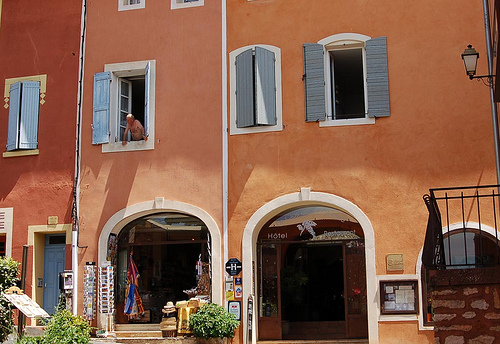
[43,235,66,315]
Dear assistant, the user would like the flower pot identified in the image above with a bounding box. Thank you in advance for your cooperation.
[197,337,230,344]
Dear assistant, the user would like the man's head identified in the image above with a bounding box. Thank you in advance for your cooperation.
[126,113,135,125]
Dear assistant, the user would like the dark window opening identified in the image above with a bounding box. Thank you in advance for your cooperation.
[330,48,365,120]
[119,76,145,141]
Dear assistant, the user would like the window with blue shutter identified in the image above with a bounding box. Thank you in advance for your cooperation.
[92,72,111,144]
[303,44,326,122]
[6,81,40,151]
[235,47,277,128]
[366,37,390,118]
[303,35,390,124]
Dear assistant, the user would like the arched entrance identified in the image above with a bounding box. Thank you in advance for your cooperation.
[112,212,212,324]
[97,199,223,330]
[241,189,378,344]
[257,206,367,340]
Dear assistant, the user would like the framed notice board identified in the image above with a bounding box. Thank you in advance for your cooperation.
[380,280,418,315]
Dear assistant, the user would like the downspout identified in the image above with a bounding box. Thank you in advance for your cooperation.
[482,0,500,185]
[222,0,228,279]
[72,0,87,314]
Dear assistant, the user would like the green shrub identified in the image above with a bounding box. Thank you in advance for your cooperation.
[17,336,41,344]
[0,257,20,342]
[189,303,240,339]
[40,309,91,344]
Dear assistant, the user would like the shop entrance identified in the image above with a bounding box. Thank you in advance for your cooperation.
[110,212,212,324]
[257,206,368,340]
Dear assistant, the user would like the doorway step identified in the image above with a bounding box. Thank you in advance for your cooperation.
[258,341,368,344]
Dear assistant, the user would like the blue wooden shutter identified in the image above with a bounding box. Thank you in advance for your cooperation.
[366,36,390,118]
[255,47,277,126]
[144,62,150,137]
[303,43,326,122]
[93,72,111,144]
[235,48,255,128]
[6,82,21,151]
[18,81,40,149]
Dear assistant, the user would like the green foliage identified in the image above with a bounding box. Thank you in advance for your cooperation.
[0,257,20,342]
[189,303,240,339]
[41,310,91,344]
[16,336,42,344]
[17,310,91,344]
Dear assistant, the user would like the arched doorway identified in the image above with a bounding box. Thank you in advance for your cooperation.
[110,212,212,324]
[257,206,368,340]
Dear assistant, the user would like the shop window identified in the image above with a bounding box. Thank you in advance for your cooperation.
[119,0,145,11]
[92,60,155,152]
[229,45,283,135]
[112,212,211,324]
[303,34,390,127]
[171,0,204,9]
[3,75,47,156]
[0,235,6,257]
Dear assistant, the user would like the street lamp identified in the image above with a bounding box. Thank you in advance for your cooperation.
[461,44,494,82]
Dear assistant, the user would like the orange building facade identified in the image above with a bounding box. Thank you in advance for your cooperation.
[226,0,496,343]
[1,0,500,343]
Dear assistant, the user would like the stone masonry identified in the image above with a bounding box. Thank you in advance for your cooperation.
[429,267,500,344]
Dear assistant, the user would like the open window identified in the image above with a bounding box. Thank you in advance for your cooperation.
[303,34,390,127]
[118,0,145,11]
[92,60,155,152]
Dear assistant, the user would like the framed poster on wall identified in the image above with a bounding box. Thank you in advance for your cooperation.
[380,280,418,315]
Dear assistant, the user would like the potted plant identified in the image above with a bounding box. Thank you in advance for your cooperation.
[189,303,240,344]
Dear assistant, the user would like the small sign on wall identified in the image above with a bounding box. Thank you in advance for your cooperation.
[386,254,404,272]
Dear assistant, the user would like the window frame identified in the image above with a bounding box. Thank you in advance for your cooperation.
[171,0,204,10]
[304,33,390,127]
[319,34,374,127]
[97,60,155,153]
[118,0,145,11]
[3,75,46,157]
[229,44,283,135]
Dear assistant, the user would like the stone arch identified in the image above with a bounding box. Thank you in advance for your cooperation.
[97,198,223,327]
[241,188,378,343]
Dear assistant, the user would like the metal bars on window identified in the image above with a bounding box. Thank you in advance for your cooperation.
[423,185,500,269]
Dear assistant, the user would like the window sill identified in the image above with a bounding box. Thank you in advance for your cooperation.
[378,314,418,322]
[118,3,145,11]
[171,0,204,9]
[102,140,154,153]
[319,117,375,128]
[3,149,39,158]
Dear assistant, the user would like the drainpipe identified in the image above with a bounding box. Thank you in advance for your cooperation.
[222,0,228,283]
[72,0,87,314]
[482,0,500,186]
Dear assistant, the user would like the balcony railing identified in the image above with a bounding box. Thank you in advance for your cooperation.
[422,185,500,269]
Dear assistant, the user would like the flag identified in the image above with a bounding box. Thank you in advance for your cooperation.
[124,253,144,318]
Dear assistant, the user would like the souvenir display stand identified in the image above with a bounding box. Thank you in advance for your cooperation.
[83,263,97,322]
[99,264,115,337]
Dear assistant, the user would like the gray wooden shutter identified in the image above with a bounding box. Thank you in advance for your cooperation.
[144,62,150,137]
[93,72,111,144]
[255,47,277,126]
[6,82,21,151]
[366,36,390,118]
[18,81,40,149]
[235,48,255,128]
[303,43,326,122]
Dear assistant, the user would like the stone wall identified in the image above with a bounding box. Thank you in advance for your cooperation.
[429,267,500,344]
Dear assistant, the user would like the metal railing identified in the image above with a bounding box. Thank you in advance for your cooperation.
[422,185,500,269]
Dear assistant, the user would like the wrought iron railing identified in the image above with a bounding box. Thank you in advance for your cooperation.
[422,185,500,269]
